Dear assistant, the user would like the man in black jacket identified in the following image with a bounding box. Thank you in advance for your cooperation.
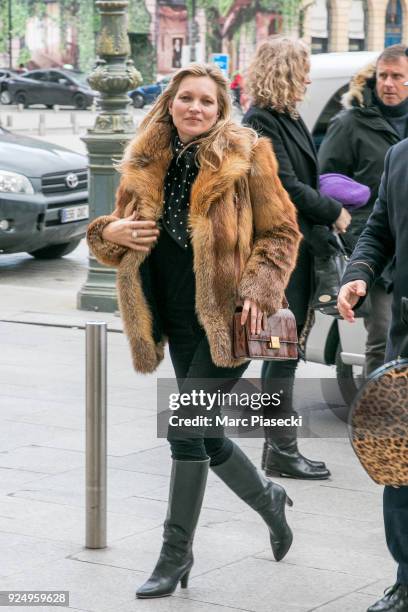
[338,136,408,611]
[319,45,408,375]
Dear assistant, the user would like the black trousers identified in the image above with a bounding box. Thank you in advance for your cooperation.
[166,313,249,463]
[384,486,408,584]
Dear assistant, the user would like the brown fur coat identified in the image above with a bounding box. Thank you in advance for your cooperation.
[87,121,301,373]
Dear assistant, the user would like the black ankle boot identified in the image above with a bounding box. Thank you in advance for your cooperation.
[212,442,293,561]
[265,440,330,480]
[136,459,209,599]
[367,584,408,611]
[261,440,326,470]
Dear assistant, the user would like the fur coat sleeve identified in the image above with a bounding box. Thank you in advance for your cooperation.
[238,137,301,314]
[86,182,134,267]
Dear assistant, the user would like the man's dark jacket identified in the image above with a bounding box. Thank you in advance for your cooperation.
[318,62,400,240]
[341,139,408,361]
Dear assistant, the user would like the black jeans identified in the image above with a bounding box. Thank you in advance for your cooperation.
[166,312,249,464]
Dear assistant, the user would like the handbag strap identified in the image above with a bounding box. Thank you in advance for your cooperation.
[334,232,350,257]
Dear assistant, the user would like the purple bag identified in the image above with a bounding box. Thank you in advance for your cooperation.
[319,173,370,210]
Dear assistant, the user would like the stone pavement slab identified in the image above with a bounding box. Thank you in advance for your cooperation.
[311,591,381,611]
[177,557,372,612]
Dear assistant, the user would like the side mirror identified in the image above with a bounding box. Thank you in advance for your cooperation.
[58,79,68,86]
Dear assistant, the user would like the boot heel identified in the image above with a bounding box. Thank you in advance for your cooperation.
[286,495,293,507]
[180,570,190,588]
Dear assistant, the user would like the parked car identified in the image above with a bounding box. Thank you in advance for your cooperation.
[299,51,380,408]
[0,69,18,104]
[0,127,88,258]
[0,69,96,109]
[128,75,171,108]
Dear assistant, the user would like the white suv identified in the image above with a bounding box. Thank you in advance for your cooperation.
[299,51,380,407]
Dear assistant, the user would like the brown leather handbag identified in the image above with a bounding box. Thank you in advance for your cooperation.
[233,307,298,361]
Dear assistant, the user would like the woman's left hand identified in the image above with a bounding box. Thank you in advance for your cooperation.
[240,299,265,334]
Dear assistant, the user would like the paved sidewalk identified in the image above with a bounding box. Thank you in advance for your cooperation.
[0,242,396,612]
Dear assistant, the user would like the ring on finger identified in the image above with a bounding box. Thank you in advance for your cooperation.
[132,230,138,240]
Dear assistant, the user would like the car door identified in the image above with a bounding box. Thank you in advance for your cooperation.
[48,71,73,105]
[21,71,50,104]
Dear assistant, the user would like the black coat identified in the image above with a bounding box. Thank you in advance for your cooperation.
[341,139,408,361]
[243,106,342,323]
[318,90,400,241]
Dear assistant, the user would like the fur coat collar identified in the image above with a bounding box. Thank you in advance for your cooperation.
[342,62,377,110]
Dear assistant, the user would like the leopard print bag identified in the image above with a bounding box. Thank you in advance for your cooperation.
[349,359,408,486]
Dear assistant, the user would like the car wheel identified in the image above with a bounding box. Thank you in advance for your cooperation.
[46,104,54,109]
[15,91,28,107]
[0,90,11,105]
[28,239,81,259]
[132,93,144,109]
[74,93,87,110]
[335,344,364,407]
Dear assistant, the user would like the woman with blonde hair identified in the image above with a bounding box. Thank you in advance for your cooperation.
[244,37,351,480]
[87,62,301,598]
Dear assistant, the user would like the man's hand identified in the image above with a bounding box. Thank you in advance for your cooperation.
[337,280,367,323]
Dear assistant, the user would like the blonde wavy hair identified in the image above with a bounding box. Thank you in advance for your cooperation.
[246,37,310,117]
[138,63,256,170]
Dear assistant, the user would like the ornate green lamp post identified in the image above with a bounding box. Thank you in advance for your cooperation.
[77,0,141,312]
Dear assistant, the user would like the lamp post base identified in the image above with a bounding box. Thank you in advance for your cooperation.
[77,256,118,313]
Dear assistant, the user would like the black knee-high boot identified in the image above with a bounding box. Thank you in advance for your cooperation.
[211,442,293,562]
[136,458,209,599]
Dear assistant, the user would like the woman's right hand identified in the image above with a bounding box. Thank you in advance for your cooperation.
[102,212,160,253]
[333,207,351,233]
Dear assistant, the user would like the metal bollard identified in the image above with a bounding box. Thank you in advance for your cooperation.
[85,322,107,549]
[70,111,79,134]
[38,113,46,136]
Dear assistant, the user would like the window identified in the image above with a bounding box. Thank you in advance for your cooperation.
[310,0,329,54]
[25,71,49,81]
[49,71,72,85]
[385,0,403,47]
[348,0,366,51]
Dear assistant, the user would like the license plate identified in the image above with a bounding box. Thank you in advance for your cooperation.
[60,204,89,223]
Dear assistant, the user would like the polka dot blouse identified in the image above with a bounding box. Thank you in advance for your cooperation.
[162,133,199,250]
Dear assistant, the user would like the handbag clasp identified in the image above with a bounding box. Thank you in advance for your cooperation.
[269,336,280,349]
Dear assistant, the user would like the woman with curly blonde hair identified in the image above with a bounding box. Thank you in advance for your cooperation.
[87,62,301,599]
[244,37,351,481]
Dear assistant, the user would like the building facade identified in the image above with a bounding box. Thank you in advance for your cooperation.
[305,0,408,53]
[1,0,407,78]
[217,0,407,73]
